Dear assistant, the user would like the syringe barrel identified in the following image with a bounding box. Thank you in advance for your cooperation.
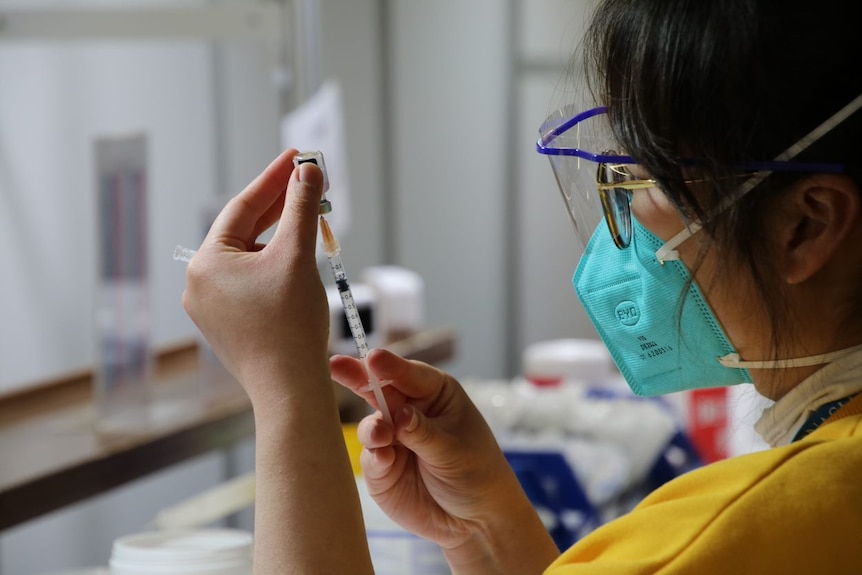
[318,216,392,423]
[326,252,347,283]
[334,276,370,359]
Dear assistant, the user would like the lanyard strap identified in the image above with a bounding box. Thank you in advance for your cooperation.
[793,394,860,442]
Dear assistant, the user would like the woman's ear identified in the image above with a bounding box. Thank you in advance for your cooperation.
[779,175,861,285]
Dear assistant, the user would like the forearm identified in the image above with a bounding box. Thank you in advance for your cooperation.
[248,363,374,575]
[443,476,559,575]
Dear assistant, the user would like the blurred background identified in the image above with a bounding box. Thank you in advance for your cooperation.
[0,1,766,573]
[0,0,593,395]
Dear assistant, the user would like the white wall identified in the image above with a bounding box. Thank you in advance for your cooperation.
[318,0,385,268]
[513,0,599,357]
[386,0,599,379]
[0,5,284,395]
[0,39,216,392]
[388,0,510,379]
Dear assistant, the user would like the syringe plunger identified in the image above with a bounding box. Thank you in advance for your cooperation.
[174,245,197,263]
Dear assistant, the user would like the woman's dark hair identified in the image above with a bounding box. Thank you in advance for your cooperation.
[582,0,862,362]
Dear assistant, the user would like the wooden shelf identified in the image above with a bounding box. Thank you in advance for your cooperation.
[0,327,455,532]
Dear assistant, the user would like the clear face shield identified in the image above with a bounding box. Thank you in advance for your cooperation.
[536,102,858,258]
[536,106,652,250]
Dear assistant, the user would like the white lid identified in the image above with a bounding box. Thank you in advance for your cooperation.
[110,529,252,574]
[522,339,613,384]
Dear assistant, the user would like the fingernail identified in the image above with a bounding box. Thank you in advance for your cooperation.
[298,162,313,182]
[402,406,419,433]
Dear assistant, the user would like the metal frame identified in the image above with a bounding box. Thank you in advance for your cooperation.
[0,1,325,113]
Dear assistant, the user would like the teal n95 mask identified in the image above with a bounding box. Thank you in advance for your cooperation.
[573,218,751,396]
[574,216,862,396]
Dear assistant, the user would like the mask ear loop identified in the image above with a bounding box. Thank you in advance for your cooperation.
[718,344,862,369]
[654,223,700,263]
[654,92,862,264]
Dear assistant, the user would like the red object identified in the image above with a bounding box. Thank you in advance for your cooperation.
[527,376,564,388]
[687,388,730,463]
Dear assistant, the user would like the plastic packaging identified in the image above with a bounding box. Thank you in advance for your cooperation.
[462,339,700,547]
[109,529,253,575]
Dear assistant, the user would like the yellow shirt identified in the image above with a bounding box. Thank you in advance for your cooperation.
[545,395,862,574]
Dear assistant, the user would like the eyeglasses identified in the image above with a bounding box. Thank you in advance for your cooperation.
[536,105,849,251]
[595,158,761,249]
[595,158,659,249]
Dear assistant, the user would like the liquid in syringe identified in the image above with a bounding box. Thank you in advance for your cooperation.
[319,215,393,424]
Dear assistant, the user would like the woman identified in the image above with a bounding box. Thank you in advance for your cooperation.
[182,0,862,572]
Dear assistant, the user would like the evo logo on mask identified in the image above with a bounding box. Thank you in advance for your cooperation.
[573,220,751,396]
[615,301,640,326]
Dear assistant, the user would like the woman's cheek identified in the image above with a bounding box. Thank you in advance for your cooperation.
[630,187,685,242]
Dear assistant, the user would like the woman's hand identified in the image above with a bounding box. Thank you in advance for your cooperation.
[182,149,331,404]
[331,350,559,575]
[181,150,374,574]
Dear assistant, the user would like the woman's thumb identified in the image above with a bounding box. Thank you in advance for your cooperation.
[394,405,448,458]
[274,161,324,255]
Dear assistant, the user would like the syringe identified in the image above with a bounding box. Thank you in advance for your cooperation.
[319,215,393,424]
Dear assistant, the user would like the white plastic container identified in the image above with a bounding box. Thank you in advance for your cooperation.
[359,266,425,339]
[109,529,252,575]
[522,339,616,388]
